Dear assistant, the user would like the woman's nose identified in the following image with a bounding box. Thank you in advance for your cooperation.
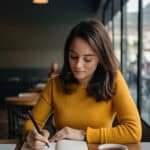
[75,59,83,69]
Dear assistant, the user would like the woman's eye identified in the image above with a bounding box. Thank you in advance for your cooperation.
[70,55,78,60]
[84,58,92,62]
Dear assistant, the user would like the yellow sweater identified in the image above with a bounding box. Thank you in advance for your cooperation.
[23,70,142,144]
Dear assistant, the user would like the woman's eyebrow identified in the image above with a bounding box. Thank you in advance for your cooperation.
[69,49,96,57]
[69,49,76,53]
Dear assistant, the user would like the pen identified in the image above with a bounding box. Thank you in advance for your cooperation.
[28,110,50,148]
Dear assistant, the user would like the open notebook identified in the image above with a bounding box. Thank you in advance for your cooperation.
[22,139,88,150]
[0,144,16,150]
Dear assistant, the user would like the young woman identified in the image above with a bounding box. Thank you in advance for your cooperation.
[23,19,142,149]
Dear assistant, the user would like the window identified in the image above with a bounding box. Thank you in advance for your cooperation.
[107,21,113,41]
[123,0,138,104]
[141,0,150,126]
[114,11,121,63]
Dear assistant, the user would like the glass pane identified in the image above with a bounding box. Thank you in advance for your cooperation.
[141,0,150,125]
[114,11,121,63]
[124,0,138,104]
[107,21,113,42]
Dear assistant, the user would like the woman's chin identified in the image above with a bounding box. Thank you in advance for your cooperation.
[74,76,86,83]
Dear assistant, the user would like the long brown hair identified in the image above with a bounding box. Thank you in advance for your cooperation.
[60,19,119,102]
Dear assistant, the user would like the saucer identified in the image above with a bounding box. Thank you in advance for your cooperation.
[98,143,128,150]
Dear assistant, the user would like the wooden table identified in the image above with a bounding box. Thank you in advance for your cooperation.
[0,140,149,150]
[5,93,39,106]
[5,94,39,138]
[29,87,44,93]
[29,83,46,93]
[88,143,141,150]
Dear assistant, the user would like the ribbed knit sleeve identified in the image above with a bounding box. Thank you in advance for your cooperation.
[86,71,142,144]
[23,79,53,134]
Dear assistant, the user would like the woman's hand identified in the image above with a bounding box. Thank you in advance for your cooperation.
[49,127,85,142]
[26,129,50,150]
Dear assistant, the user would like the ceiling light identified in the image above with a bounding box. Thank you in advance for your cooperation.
[32,0,49,4]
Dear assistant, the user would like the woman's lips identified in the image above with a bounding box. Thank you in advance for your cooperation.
[74,71,85,73]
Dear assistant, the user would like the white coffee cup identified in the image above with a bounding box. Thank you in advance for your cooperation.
[98,143,128,150]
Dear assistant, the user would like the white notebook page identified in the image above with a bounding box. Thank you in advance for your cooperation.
[56,140,88,150]
[22,140,88,150]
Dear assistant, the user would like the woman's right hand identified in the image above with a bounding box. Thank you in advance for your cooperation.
[25,129,50,150]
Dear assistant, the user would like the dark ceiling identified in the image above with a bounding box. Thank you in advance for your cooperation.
[0,0,127,51]
[0,0,99,24]
[0,0,126,24]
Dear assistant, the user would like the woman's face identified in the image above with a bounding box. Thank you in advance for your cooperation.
[69,37,99,84]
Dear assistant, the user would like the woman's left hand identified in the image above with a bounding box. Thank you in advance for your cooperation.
[49,127,85,142]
